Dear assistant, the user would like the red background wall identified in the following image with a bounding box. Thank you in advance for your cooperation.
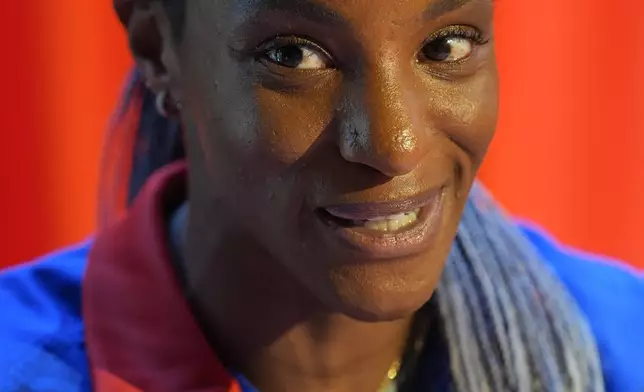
[1,0,642,268]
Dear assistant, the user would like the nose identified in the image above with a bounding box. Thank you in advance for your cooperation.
[338,62,427,178]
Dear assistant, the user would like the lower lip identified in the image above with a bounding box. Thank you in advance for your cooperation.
[314,190,446,260]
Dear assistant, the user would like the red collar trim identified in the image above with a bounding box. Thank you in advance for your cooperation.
[83,162,240,392]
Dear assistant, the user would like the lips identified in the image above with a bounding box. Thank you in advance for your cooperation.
[314,187,447,260]
[322,188,441,221]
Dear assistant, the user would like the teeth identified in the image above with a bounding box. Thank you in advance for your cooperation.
[360,209,420,232]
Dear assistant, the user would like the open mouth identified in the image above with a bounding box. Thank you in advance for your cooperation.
[313,188,446,258]
[316,207,423,233]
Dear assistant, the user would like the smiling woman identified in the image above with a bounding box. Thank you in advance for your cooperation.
[0,0,642,391]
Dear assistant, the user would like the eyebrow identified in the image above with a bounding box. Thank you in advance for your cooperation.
[234,0,347,27]
[422,0,482,20]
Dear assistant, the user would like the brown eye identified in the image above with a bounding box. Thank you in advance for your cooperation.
[264,40,331,69]
[421,36,474,62]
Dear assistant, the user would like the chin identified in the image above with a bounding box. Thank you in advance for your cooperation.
[339,288,436,322]
[326,260,444,322]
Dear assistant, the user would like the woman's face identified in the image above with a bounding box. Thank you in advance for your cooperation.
[164,0,497,320]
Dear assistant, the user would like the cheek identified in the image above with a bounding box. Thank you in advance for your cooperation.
[181,62,340,218]
[426,71,499,167]
[187,75,339,177]
[239,86,340,222]
[250,84,339,169]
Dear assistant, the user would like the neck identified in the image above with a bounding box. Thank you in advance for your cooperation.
[177,201,413,392]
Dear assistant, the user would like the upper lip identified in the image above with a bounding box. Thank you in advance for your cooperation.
[321,187,444,221]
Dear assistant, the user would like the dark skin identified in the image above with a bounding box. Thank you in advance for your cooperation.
[128,0,497,390]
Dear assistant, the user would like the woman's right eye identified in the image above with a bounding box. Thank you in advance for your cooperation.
[261,37,332,70]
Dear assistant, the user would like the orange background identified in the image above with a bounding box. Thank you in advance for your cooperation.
[1,1,642,268]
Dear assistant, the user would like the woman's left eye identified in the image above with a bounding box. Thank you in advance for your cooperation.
[421,37,473,62]
[264,42,331,70]
[420,27,487,63]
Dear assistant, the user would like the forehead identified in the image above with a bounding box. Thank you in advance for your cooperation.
[210,0,490,28]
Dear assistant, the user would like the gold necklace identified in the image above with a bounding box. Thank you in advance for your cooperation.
[378,311,431,392]
[377,305,434,392]
[378,359,401,392]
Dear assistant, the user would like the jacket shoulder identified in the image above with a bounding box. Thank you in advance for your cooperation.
[0,242,93,391]
[521,224,644,392]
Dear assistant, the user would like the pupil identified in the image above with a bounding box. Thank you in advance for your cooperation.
[422,38,451,61]
[275,46,304,67]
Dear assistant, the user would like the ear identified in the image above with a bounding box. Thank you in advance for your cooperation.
[126,0,180,98]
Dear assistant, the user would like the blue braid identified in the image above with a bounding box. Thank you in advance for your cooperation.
[438,183,604,391]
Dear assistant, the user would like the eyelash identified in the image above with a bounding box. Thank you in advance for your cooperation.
[428,25,489,46]
[255,35,334,65]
